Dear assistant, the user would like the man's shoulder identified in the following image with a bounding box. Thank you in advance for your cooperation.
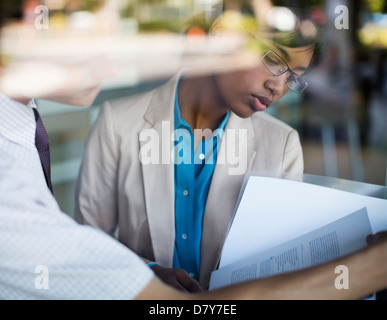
[0,141,58,211]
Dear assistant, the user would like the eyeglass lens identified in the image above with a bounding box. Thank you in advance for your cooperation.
[261,50,308,93]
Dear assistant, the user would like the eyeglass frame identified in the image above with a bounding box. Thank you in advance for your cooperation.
[260,49,309,94]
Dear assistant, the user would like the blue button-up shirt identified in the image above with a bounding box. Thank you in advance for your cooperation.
[173,82,230,280]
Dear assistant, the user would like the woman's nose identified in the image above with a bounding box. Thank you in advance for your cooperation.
[264,72,289,96]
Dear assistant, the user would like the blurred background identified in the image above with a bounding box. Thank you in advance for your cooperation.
[11,0,386,216]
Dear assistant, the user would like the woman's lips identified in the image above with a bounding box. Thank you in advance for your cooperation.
[251,95,272,111]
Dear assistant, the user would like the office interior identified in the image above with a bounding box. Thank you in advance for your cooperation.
[20,0,386,216]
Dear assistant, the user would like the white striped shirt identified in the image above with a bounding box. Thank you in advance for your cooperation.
[0,92,154,299]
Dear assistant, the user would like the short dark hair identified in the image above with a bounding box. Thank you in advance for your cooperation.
[210,10,326,73]
[269,28,327,72]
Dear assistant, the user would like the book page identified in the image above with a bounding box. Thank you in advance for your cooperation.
[210,207,371,290]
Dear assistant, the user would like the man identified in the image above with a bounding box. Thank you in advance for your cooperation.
[1,0,387,300]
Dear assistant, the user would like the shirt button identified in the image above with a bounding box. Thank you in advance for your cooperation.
[182,233,188,240]
[199,153,205,160]
[183,190,188,196]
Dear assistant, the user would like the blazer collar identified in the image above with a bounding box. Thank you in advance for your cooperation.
[143,70,186,126]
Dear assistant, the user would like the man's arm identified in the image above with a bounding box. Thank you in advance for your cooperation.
[136,232,387,300]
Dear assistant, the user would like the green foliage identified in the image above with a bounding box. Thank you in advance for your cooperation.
[80,0,106,12]
[138,20,183,33]
[365,0,386,13]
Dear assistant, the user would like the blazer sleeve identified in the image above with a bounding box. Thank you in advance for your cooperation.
[282,129,304,174]
[74,102,119,236]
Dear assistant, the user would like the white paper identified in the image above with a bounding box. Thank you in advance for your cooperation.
[210,207,371,290]
[219,176,387,269]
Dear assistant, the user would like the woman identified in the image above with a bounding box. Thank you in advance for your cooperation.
[75,11,323,291]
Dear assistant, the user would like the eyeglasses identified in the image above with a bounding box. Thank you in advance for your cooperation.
[261,49,309,94]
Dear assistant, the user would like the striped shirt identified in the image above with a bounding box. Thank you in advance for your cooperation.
[0,92,154,299]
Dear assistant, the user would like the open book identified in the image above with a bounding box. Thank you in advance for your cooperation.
[209,175,387,294]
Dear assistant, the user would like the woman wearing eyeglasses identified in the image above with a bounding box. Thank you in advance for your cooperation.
[75,12,322,293]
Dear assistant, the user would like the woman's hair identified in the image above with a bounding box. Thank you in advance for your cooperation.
[209,9,326,72]
[268,28,326,71]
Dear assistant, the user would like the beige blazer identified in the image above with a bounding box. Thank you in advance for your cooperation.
[75,72,303,288]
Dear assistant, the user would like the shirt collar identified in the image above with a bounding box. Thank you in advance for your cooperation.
[216,110,230,139]
[174,77,190,131]
[0,92,36,149]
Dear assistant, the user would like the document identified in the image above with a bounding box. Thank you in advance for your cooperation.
[209,207,371,290]
[218,176,387,269]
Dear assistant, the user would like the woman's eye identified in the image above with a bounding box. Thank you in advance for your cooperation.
[265,56,279,65]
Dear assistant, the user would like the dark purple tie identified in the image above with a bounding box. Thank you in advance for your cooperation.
[33,108,53,194]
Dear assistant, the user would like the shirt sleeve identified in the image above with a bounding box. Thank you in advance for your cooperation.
[0,150,154,300]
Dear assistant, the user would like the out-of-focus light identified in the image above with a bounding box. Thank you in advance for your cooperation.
[187,26,206,46]
[67,11,96,30]
[310,7,327,25]
[266,7,297,31]
[300,19,317,38]
[44,0,66,11]
[187,26,206,37]
[359,23,387,48]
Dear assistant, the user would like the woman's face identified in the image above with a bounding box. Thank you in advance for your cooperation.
[214,43,315,118]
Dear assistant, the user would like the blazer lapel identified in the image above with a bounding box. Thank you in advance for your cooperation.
[139,74,182,267]
[200,112,256,288]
